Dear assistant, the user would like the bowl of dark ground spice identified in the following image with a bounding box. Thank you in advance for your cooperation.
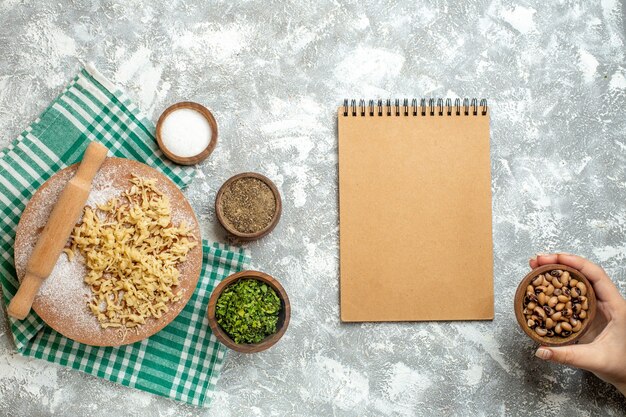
[215,172,282,240]
[207,270,290,353]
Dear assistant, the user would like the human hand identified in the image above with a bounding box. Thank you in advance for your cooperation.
[529,253,626,396]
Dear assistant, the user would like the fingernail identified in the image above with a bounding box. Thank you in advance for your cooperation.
[557,252,572,256]
[529,255,537,262]
[535,347,552,360]
[536,253,548,258]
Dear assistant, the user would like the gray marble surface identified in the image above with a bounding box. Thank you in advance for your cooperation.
[1,1,626,416]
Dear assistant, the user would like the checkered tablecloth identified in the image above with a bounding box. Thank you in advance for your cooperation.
[0,65,246,406]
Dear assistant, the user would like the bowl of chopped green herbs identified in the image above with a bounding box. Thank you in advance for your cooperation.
[207,270,290,353]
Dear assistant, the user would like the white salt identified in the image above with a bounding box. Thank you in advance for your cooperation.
[160,108,212,157]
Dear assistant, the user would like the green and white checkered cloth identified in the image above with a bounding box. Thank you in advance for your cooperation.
[0,66,247,406]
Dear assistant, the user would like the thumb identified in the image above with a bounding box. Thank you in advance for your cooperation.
[535,344,601,372]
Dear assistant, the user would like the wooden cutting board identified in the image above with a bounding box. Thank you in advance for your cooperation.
[14,158,203,346]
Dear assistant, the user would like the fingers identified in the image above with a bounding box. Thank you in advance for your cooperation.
[578,301,610,342]
[555,254,623,306]
[532,254,559,267]
[531,253,624,307]
[535,344,603,373]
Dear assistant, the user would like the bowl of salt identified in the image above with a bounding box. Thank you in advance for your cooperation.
[156,102,218,165]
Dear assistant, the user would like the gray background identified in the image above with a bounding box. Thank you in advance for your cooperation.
[1,0,626,416]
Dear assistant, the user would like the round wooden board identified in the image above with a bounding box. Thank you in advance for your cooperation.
[14,158,203,346]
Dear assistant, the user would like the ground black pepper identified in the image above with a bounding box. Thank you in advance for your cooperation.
[221,177,276,233]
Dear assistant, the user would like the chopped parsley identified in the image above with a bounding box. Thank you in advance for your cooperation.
[216,279,282,344]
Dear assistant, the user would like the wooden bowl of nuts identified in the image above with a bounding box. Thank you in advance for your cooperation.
[514,264,596,346]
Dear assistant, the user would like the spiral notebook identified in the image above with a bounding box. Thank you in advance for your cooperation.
[338,98,493,322]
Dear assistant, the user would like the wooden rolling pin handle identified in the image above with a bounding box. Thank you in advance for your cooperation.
[7,141,109,320]
[75,141,109,186]
[6,273,44,320]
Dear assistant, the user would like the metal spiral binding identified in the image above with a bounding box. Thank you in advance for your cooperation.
[343,98,488,117]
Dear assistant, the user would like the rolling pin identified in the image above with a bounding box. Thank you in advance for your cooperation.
[7,142,109,320]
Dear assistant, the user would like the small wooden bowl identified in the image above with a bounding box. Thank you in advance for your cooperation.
[514,264,596,346]
[155,101,218,165]
[215,173,282,240]
[207,270,290,353]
